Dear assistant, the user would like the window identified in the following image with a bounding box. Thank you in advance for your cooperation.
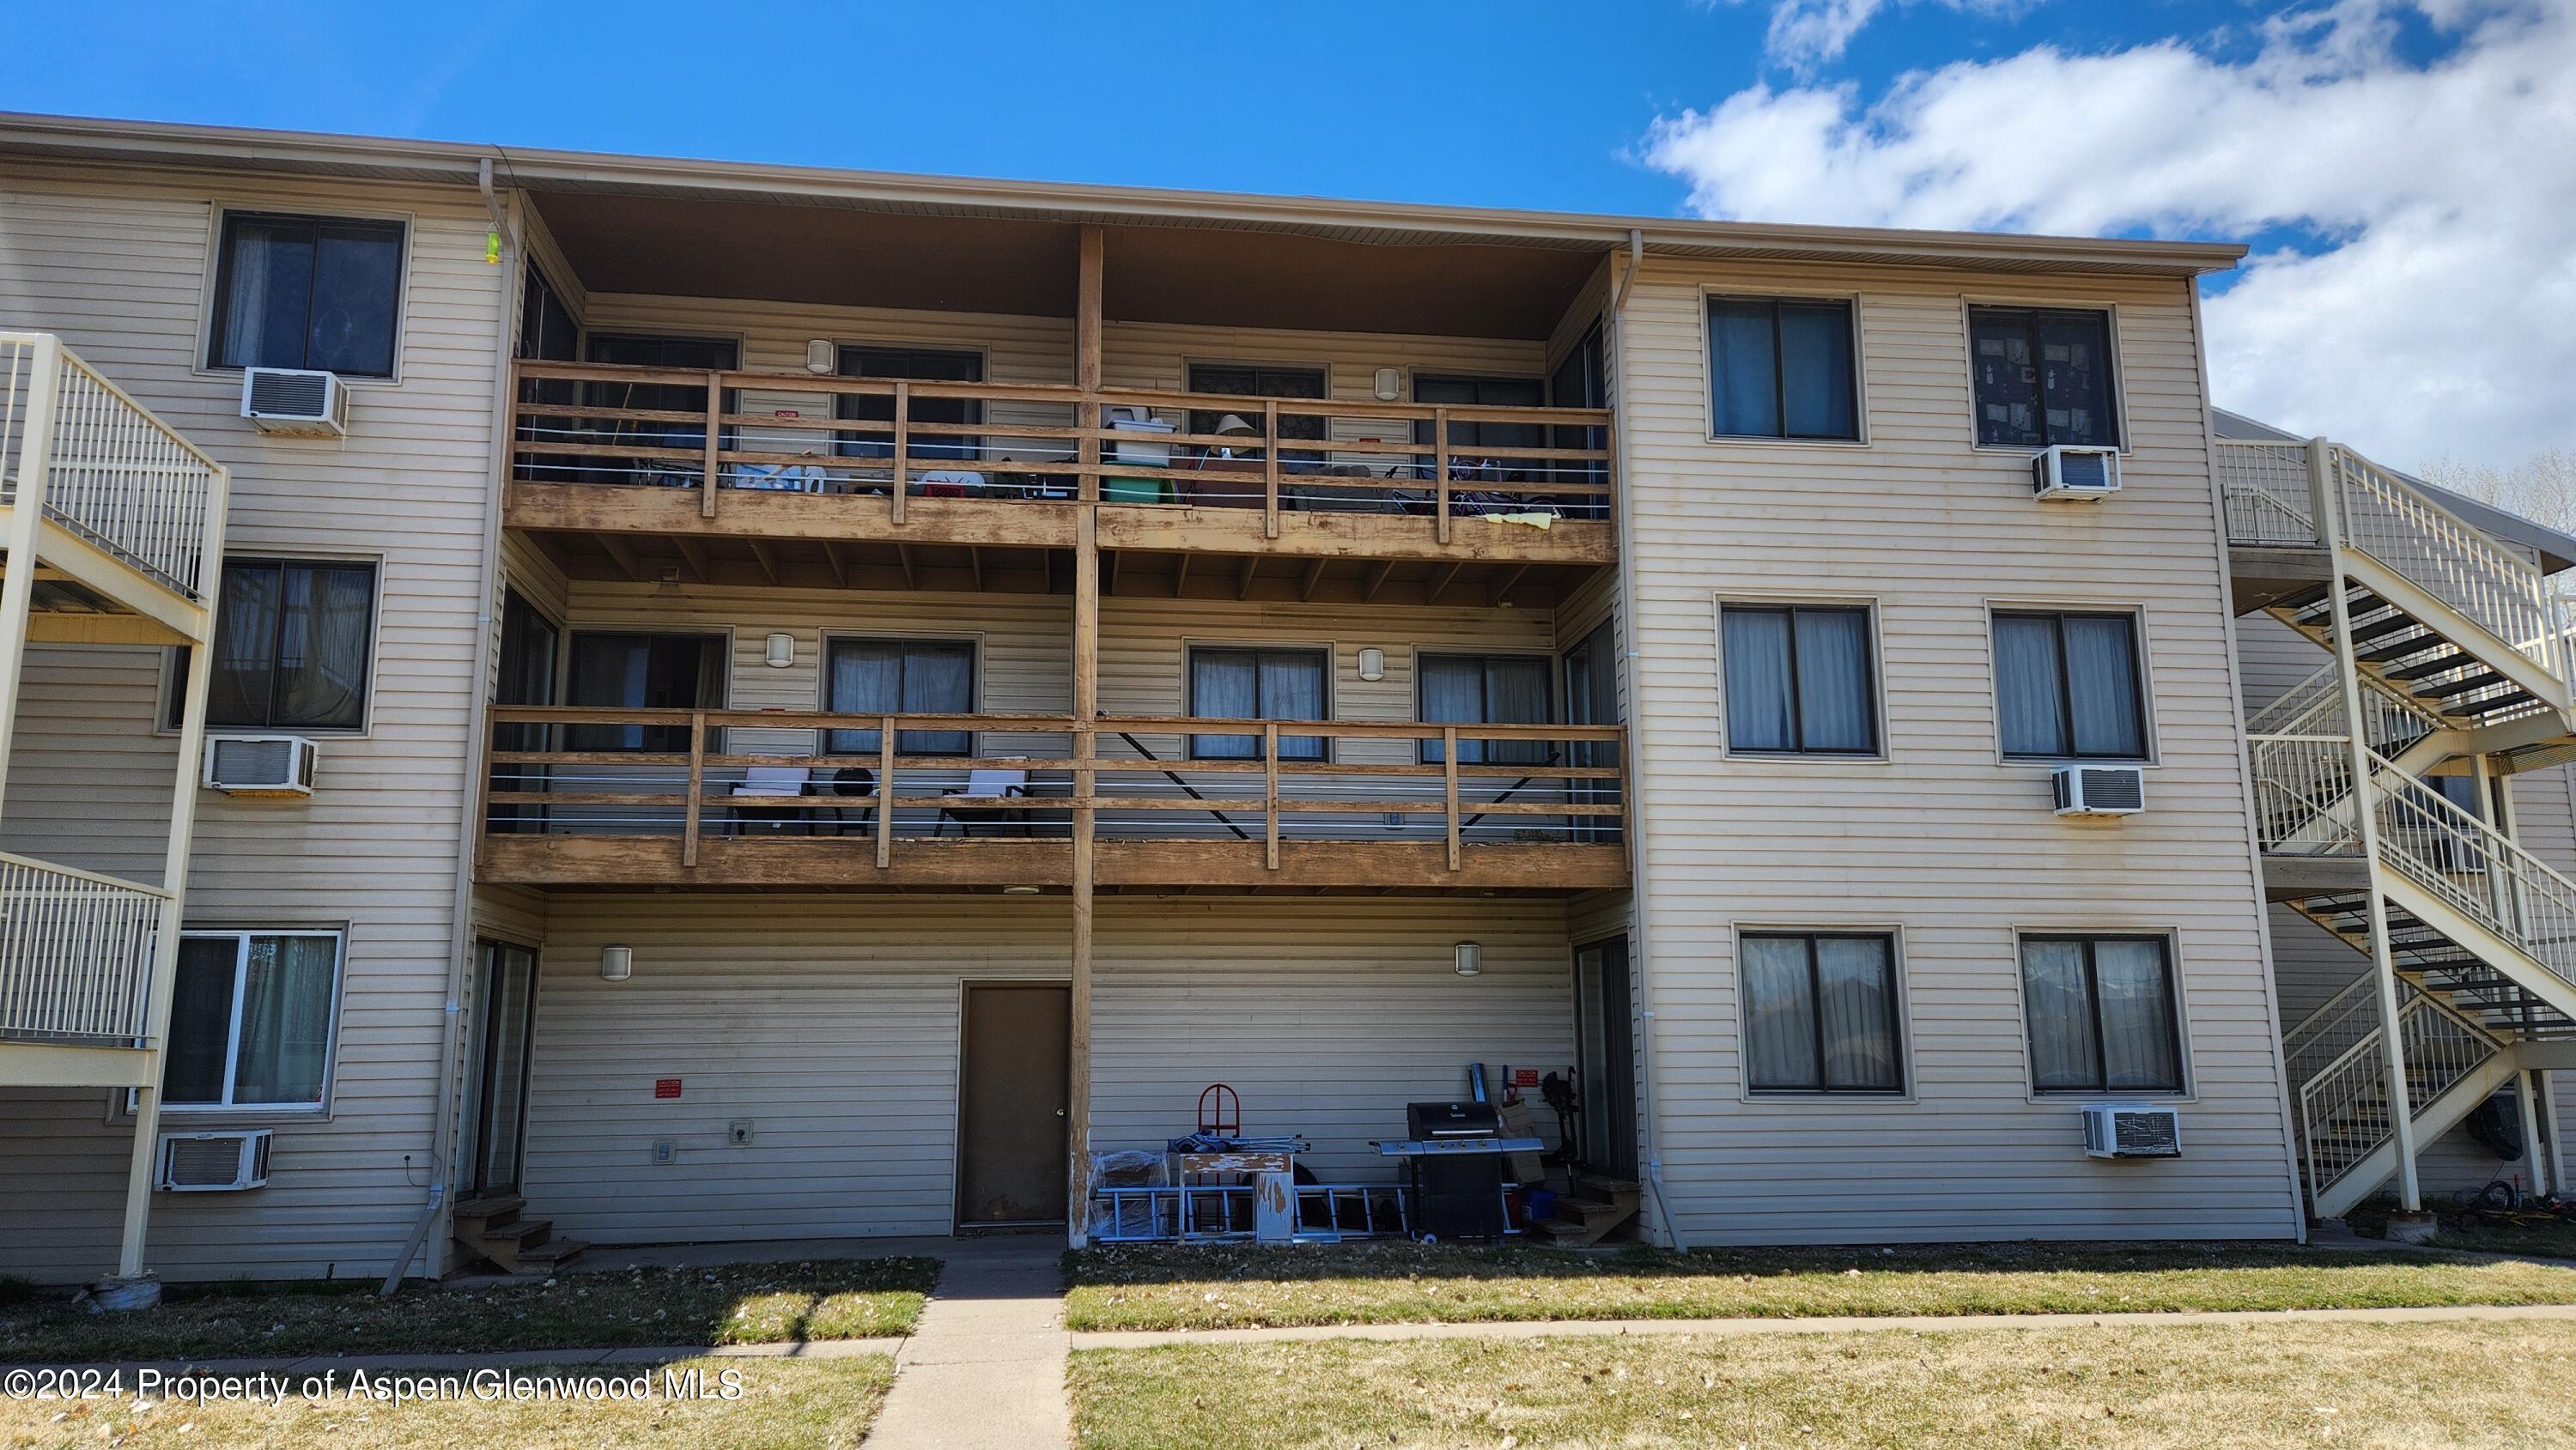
[1189,646,1327,761]
[2020,935,2184,1094]
[1968,306,2119,448]
[1188,364,1327,468]
[563,632,726,753]
[1741,933,1904,1094]
[163,931,343,1111]
[836,346,984,464]
[580,334,740,485]
[1993,610,2147,760]
[1415,375,1546,454]
[1419,653,1552,765]
[1706,296,1859,440]
[207,212,404,377]
[169,558,379,731]
[488,590,561,834]
[824,637,976,756]
[1720,604,1878,755]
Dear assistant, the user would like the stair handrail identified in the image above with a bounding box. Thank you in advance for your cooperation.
[2331,445,2568,687]
[2296,984,2503,1196]
[2249,664,2445,748]
[2281,974,2381,1087]
[2365,744,2576,997]
[2214,439,2323,547]
[2248,732,2364,854]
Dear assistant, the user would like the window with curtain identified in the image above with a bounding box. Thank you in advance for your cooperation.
[1706,296,1859,441]
[1189,647,1327,761]
[1969,306,2119,448]
[206,212,405,377]
[168,558,378,731]
[1720,604,1878,755]
[1419,653,1553,764]
[581,334,740,483]
[162,931,343,1110]
[824,637,976,756]
[2020,935,2184,1094]
[1992,610,2147,760]
[562,632,726,753]
[1187,364,1327,468]
[1741,932,1904,1094]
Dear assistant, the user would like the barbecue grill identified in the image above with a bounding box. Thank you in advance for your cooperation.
[1371,1101,1540,1241]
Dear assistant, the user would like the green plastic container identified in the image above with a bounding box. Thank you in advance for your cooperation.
[1103,475,1176,505]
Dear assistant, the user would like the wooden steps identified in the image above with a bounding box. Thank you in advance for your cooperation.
[1531,1172,1641,1247]
[452,1193,587,1275]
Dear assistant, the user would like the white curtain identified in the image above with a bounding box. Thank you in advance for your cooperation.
[1994,614,2069,757]
[1816,937,1899,1089]
[1722,609,1795,752]
[2094,938,2179,1089]
[233,936,337,1105]
[826,641,902,755]
[2063,615,2143,757]
[829,641,971,755]
[1708,300,1781,437]
[1742,936,1820,1091]
[1793,609,1874,752]
[271,563,375,730]
[208,563,282,727]
[2020,938,2100,1090]
[1190,650,1261,759]
[216,218,301,370]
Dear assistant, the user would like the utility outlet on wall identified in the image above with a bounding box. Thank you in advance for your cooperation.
[651,1139,677,1166]
[727,1120,755,1146]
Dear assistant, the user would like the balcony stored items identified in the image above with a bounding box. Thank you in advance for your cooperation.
[940,767,1030,837]
[2032,444,2120,501]
[240,367,349,438]
[729,765,813,836]
[1374,1101,1540,1242]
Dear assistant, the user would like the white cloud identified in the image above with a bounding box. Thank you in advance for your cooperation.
[1644,1,2576,471]
[1742,0,2034,70]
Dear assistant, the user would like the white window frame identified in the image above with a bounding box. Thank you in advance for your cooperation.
[156,927,349,1117]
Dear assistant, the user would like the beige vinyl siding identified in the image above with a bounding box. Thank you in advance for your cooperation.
[0,158,504,1282]
[525,894,1571,1243]
[1619,258,2300,1243]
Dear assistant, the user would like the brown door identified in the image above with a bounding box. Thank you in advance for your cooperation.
[955,983,1070,1228]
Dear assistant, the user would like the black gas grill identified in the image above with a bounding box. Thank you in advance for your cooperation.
[1372,1101,1534,1241]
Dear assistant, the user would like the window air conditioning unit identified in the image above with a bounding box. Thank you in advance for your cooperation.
[2081,1103,2182,1159]
[157,1128,273,1191]
[2032,444,2120,501]
[2052,763,2144,816]
[204,735,319,797]
[240,367,349,437]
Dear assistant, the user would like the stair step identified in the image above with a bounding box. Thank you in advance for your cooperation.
[488,1217,554,1245]
[453,1195,525,1230]
[513,1236,587,1267]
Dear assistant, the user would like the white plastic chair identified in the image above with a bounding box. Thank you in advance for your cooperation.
[940,767,1030,837]
[730,765,813,836]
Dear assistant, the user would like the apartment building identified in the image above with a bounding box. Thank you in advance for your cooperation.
[0,113,2563,1286]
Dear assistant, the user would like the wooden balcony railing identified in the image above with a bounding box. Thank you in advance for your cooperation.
[479,707,1626,885]
[508,361,1613,544]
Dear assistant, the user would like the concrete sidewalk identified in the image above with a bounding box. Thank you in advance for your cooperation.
[862,1235,1071,1450]
[1068,1299,2576,1350]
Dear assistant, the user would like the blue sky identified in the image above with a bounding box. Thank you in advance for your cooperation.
[5,1,2566,471]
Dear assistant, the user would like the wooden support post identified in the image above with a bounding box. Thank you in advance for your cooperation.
[890,382,909,525]
[1262,400,1280,539]
[1077,225,1104,507]
[1443,727,1461,871]
[1433,406,1452,545]
[1067,504,1100,1245]
[681,711,706,867]
[2518,1070,2549,1197]
[699,373,722,519]
[1263,722,1280,870]
[875,717,896,869]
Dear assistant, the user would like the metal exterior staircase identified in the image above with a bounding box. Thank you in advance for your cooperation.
[2225,436,2576,1216]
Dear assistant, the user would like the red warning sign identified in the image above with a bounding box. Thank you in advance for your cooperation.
[654,1078,683,1099]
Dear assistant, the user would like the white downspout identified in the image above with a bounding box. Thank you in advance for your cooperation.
[382,158,520,1295]
[1606,228,1685,1248]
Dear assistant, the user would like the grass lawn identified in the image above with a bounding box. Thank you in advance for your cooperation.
[0,1356,892,1450]
[0,1259,934,1362]
[1064,1240,2576,1331]
[1069,1321,2576,1449]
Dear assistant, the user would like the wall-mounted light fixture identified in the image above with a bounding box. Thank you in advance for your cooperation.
[1373,367,1402,402]
[765,632,795,668]
[1454,941,1481,977]
[600,944,635,981]
[805,339,835,374]
[1357,647,1385,682]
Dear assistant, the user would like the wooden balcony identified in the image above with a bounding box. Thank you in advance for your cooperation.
[504,362,1615,606]
[475,707,1628,893]
[0,850,169,1088]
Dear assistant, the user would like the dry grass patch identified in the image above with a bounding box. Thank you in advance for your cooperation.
[0,1356,891,1450]
[1069,1320,2576,1448]
[1065,1240,2576,1331]
[0,1259,934,1362]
